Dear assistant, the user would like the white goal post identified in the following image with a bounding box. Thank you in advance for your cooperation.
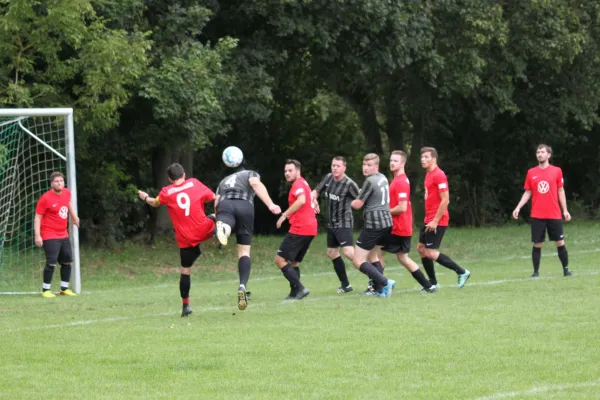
[0,108,80,294]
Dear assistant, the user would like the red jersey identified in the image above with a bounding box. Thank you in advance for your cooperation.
[390,173,413,236]
[157,178,216,248]
[35,188,71,240]
[424,166,450,226]
[524,165,564,219]
[288,178,318,236]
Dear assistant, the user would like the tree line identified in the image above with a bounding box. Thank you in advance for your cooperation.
[2,0,600,244]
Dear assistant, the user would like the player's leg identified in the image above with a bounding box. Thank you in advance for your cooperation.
[236,244,251,310]
[275,233,305,299]
[288,236,314,299]
[386,235,435,292]
[548,219,570,276]
[41,239,61,298]
[179,246,201,317]
[57,238,76,296]
[530,218,546,277]
[417,227,438,287]
[328,228,352,293]
[215,200,236,246]
[352,230,390,295]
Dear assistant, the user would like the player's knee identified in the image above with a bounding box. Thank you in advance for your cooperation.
[326,248,339,259]
[555,240,565,247]
[44,263,56,271]
[417,245,426,257]
[274,255,286,268]
[341,247,354,260]
[533,242,543,248]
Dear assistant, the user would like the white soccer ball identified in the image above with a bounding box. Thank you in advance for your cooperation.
[222,146,244,168]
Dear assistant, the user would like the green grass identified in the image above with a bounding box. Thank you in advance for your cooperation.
[1,222,600,399]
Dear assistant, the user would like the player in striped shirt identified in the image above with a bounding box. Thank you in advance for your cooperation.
[312,156,360,293]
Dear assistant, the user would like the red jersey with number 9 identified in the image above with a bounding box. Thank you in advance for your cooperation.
[35,188,72,240]
[158,178,215,248]
[424,167,450,226]
[524,165,564,219]
[288,178,318,236]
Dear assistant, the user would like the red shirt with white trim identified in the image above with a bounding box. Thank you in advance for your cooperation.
[35,188,71,240]
[390,173,412,236]
[288,178,318,236]
[157,178,215,248]
[424,167,450,226]
[524,165,564,219]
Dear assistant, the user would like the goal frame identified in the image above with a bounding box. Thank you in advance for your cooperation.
[0,108,80,294]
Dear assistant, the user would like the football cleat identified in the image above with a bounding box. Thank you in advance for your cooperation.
[337,285,353,294]
[181,304,193,317]
[294,287,310,300]
[237,287,248,311]
[60,289,77,296]
[216,221,228,246]
[41,290,56,298]
[420,286,437,294]
[563,270,572,277]
[531,272,539,278]
[457,270,471,288]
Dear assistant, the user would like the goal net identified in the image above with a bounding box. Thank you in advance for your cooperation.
[0,109,80,294]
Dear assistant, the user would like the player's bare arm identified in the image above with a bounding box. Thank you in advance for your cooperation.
[214,194,220,209]
[558,187,571,221]
[249,177,281,215]
[390,200,408,215]
[34,213,43,248]
[512,190,532,219]
[426,191,449,232]
[310,190,320,214]
[351,199,364,210]
[277,194,306,228]
[68,202,80,228]
[137,190,160,208]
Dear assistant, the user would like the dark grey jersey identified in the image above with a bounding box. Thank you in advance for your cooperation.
[314,173,360,229]
[216,170,259,204]
[357,172,393,229]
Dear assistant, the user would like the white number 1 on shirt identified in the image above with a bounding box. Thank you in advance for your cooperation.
[380,187,390,205]
[177,192,191,216]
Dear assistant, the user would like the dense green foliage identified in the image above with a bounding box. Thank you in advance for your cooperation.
[2,0,600,243]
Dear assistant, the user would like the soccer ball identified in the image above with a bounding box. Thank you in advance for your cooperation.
[222,146,244,168]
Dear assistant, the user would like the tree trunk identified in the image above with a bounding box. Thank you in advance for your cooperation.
[386,93,404,152]
[345,88,383,155]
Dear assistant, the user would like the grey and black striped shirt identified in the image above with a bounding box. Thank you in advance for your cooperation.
[216,170,259,204]
[314,173,360,229]
[357,173,393,229]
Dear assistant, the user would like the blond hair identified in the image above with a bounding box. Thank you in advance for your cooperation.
[363,153,380,165]
[391,150,407,163]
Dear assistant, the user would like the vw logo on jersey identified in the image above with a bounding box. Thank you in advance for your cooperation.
[59,206,69,219]
[537,181,550,194]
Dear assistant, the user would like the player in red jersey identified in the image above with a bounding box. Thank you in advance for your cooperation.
[35,172,80,298]
[380,151,436,293]
[138,163,216,316]
[512,144,572,277]
[274,159,317,300]
[418,147,471,289]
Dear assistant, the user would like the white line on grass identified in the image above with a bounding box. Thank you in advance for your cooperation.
[474,379,600,399]
[3,270,598,333]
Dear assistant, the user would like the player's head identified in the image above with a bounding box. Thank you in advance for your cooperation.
[331,156,347,179]
[284,159,301,182]
[167,163,186,182]
[49,172,65,192]
[362,153,379,176]
[536,144,552,164]
[420,147,438,170]
[390,150,407,173]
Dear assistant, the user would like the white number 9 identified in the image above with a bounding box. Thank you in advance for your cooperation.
[177,192,191,216]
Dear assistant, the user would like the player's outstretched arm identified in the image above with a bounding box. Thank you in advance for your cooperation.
[138,190,160,208]
[512,190,532,219]
[249,177,281,214]
[276,194,306,228]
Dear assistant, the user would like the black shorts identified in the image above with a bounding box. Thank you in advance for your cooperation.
[382,234,411,254]
[42,238,73,265]
[180,246,201,268]
[277,233,315,263]
[326,228,354,248]
[418,226,447,249]
[531,218,564,243]
[216,199,255,245]
[356,227,391,251]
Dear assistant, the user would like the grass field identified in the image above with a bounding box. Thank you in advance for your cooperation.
[1,222,600,399]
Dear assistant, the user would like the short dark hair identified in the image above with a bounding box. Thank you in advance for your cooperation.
[391,150,407,162]
[49,171,64,183]
[167,163,185,181]
[332,156,347,166]
[420,147,438,159]
[537,144,552,154]
[285,159,301,170]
